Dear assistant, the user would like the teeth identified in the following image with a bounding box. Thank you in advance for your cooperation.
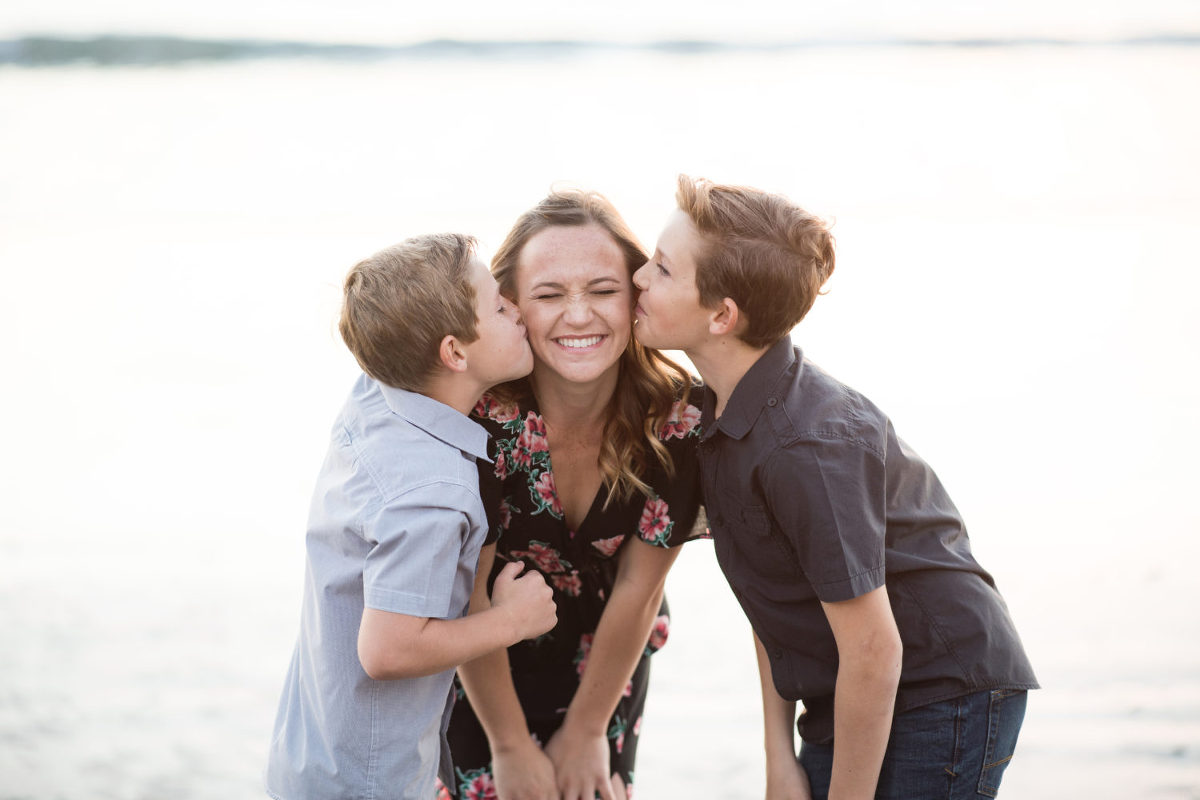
[556,336,603,349]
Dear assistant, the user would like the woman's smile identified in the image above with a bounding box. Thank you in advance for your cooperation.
[553,334,607,350]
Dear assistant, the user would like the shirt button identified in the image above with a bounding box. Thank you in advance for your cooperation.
[767,397,778,407]
[773,648,784,660]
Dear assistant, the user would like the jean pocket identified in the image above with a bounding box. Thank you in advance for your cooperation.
[977,689,1027,797]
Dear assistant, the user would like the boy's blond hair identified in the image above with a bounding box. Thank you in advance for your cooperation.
[339,233,480,391]
[676,175,836,348]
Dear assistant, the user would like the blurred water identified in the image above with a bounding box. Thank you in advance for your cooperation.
[1,44,1198,798]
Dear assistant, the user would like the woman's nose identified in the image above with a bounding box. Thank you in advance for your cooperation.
[562,295,594,323]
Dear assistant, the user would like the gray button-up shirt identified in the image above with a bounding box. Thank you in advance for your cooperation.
[266,375,491,800]
[699,337,1037,744]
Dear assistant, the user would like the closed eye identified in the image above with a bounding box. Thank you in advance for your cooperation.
[656,263,670,276]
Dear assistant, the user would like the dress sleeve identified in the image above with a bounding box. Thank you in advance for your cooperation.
[762,439,887,603]
[471,401,513,546]
[635,391,704,549]
[361,481,477,619]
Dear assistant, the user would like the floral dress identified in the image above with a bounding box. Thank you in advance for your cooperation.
[439,386,704,799]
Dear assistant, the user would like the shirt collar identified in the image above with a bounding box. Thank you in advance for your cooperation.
[378,384,492,462]
[701,335,797,441]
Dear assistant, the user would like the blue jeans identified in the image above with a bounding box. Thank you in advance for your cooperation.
[798,689,1027,800]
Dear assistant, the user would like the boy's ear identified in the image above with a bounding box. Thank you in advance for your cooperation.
[438,334,470,374]
[708,297,742,337]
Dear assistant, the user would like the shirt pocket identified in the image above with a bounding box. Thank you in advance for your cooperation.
[738,504,804,589]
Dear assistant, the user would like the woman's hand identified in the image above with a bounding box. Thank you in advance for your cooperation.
[766,757,813,800]
[492,738,558,800]
[544,723,617,800]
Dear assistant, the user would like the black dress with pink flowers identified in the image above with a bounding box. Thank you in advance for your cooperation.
[441,386,704,798]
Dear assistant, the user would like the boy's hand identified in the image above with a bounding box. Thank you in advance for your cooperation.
[490,560,557,642]
[766,757,813,800]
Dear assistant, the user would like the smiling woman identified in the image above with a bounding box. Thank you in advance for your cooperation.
[439,189,706,800]
[517,224,632,394]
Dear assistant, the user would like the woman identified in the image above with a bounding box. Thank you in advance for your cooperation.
[442,190,704,800]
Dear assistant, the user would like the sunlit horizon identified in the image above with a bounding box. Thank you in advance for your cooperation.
[3,0,1200,45]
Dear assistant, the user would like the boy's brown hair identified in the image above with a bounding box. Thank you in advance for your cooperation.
[338,233,480,391]
[676,175,836,348]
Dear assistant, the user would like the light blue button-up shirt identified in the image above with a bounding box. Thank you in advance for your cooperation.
[266,374,491,800]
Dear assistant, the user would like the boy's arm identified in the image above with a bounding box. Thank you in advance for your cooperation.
[544,538,680,800]
[821,585,903,800]
[357,557,555,680]
[754,631,812,800]
[456,547,557,799]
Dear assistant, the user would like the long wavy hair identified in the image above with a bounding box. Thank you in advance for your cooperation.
[489,188,691,507]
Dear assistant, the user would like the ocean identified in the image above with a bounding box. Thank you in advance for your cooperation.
[1,38,1198,798]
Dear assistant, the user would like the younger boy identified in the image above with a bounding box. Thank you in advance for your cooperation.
[632,178,1037,799]
[266,234,557,800]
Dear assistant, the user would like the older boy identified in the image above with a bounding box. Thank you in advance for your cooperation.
[266,234,557,800]
[632,178,1037,800]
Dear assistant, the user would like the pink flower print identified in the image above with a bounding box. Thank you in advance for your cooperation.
[658,400,702,440]
[463,773,497,800]
[638,496,674,546]
[627,784,634,800]
[608,716,628,754]
[510,540,572,574]
[434,779,452,800]
[512,412,549,470]
[551,571,583,597]
[533,471,564,518]
[623,680,633,698]
[646,614,670,651]
[498,499,515,530]
[633,715,642,736]
[574,633,595,677]
[493,448,508,480]
[475,394,520,423]
[590,534,626,558]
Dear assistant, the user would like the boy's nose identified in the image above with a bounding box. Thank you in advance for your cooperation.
[632,263,649,289]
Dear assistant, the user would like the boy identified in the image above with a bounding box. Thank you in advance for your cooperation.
[632,178,1037,799]
[266,233,557,800]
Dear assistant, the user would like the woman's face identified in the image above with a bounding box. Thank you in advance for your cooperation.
[513,223,632,388]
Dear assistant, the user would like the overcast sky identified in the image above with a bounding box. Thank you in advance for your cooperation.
[3,0,1199,43]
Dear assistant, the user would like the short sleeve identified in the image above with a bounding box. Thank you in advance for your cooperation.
[764,440,887,602]
[636,392,704,549]
[361,482,475,619]
[471,394,524,546]
[478,463,503,546]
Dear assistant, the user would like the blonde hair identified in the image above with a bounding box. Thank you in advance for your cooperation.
[490,189,690,506]
[676,175,835,348]
[338,233,479,391]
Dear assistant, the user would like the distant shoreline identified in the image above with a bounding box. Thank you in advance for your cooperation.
[2,33,1199,67]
